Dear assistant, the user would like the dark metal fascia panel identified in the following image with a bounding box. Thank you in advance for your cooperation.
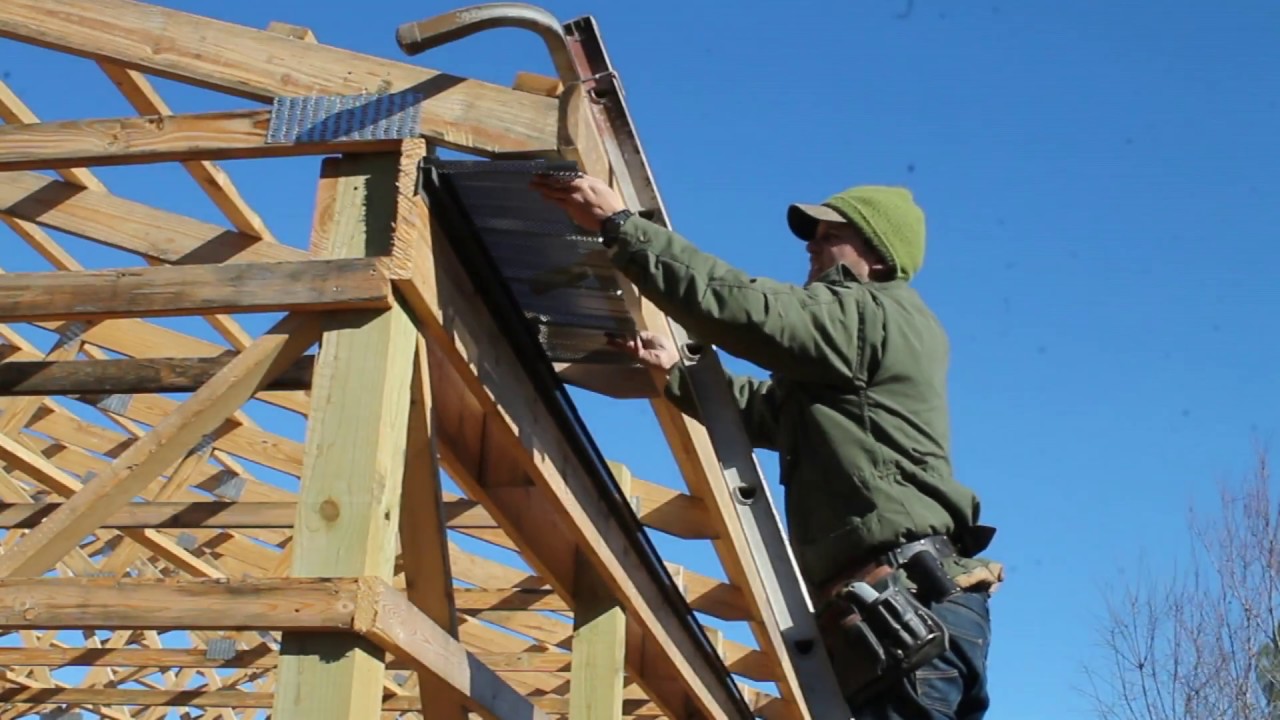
[421,159,646,366]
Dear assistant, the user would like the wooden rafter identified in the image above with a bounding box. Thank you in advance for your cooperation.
[0,171,301,265]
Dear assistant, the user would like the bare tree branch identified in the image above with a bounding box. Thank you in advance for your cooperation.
[1083,445,1280,720]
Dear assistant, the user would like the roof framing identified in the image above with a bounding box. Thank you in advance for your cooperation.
[0,2,814,719]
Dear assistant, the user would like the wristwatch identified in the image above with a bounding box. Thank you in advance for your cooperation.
[599,208,634,247]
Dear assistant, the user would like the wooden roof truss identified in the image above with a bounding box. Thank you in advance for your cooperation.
[0,1,819,718]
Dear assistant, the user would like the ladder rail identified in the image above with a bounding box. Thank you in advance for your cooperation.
[562,15,853,719]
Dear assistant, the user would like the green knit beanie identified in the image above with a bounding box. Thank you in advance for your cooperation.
[789,185,927,281]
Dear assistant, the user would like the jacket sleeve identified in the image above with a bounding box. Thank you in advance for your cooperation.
[664,365,781,450]
[609,216,862,385]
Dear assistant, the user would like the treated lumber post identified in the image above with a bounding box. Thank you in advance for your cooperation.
[569,460,632,720]
[272,151,418,720]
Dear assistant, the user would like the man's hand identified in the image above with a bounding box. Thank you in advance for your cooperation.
[531,173,627,232]
[607,330,680,372]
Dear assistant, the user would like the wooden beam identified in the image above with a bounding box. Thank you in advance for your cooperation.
[478,652,573,673]
[361,579,549,720]
[0,502,297,529]
[452,589,568,612]
[434,490,746,623]
[0,84,274,399]
[0,312,322,577]
[0,0,559,156]
[0,258,390,322]
[96,64,278,242]
[0,689,303,710]
[569,461,630,720]
[538,697,667,716]
[512,71,564,98]
[0,689,515,713]
[307,138,421,278]
[0,689,418,713]
[11,358,310,480]
[399,336,466,720]
[266,21,317,43]
[11,319,308,415]
[0,362,716,532]
[0,577,363,630]
[0,499,487,531]
[0,356,314,397]
[0,79,104,190]
[274,152,417,720]
[0,434,236,585]
[440,494,499,528]
[0,647,572,672]
[0,647,285,669]
[0,687,681,717]
[627,468,718,541]
[0,171,302,266]
[0,578,552,717]
[0,109,406,171]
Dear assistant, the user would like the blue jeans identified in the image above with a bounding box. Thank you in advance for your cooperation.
[849,590,992,720]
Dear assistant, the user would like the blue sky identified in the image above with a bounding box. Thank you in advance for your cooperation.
[3,0,1279,718]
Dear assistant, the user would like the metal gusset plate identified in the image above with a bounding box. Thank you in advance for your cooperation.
[266,91,424,144]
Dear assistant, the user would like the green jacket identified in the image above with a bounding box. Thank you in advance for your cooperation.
[607,215,994,591]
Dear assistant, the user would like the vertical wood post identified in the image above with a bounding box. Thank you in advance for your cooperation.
[273,151,418,720]
[568,461,632,720]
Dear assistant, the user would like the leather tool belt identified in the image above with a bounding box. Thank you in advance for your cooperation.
[815,535,963,706]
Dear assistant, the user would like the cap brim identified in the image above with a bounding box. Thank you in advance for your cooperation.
[787,203,847,240]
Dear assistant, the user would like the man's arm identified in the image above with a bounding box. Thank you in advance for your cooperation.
[529,173,862,384]
[665,365,780,450]
[608,215,862,385]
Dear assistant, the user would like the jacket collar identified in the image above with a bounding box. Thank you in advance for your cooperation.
[809,262,907,289]
[811,262,864,286]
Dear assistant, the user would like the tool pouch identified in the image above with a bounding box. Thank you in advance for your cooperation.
[818,576,950,705]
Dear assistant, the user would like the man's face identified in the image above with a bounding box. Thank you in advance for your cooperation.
[805,220,864,284]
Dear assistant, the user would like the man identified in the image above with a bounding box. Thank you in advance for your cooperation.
[532,173,1003,720]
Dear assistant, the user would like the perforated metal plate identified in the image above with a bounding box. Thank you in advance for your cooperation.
[267,92,424,144]
[205,637,238,661]
[96,393,132,415]
[210,470,246,501]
